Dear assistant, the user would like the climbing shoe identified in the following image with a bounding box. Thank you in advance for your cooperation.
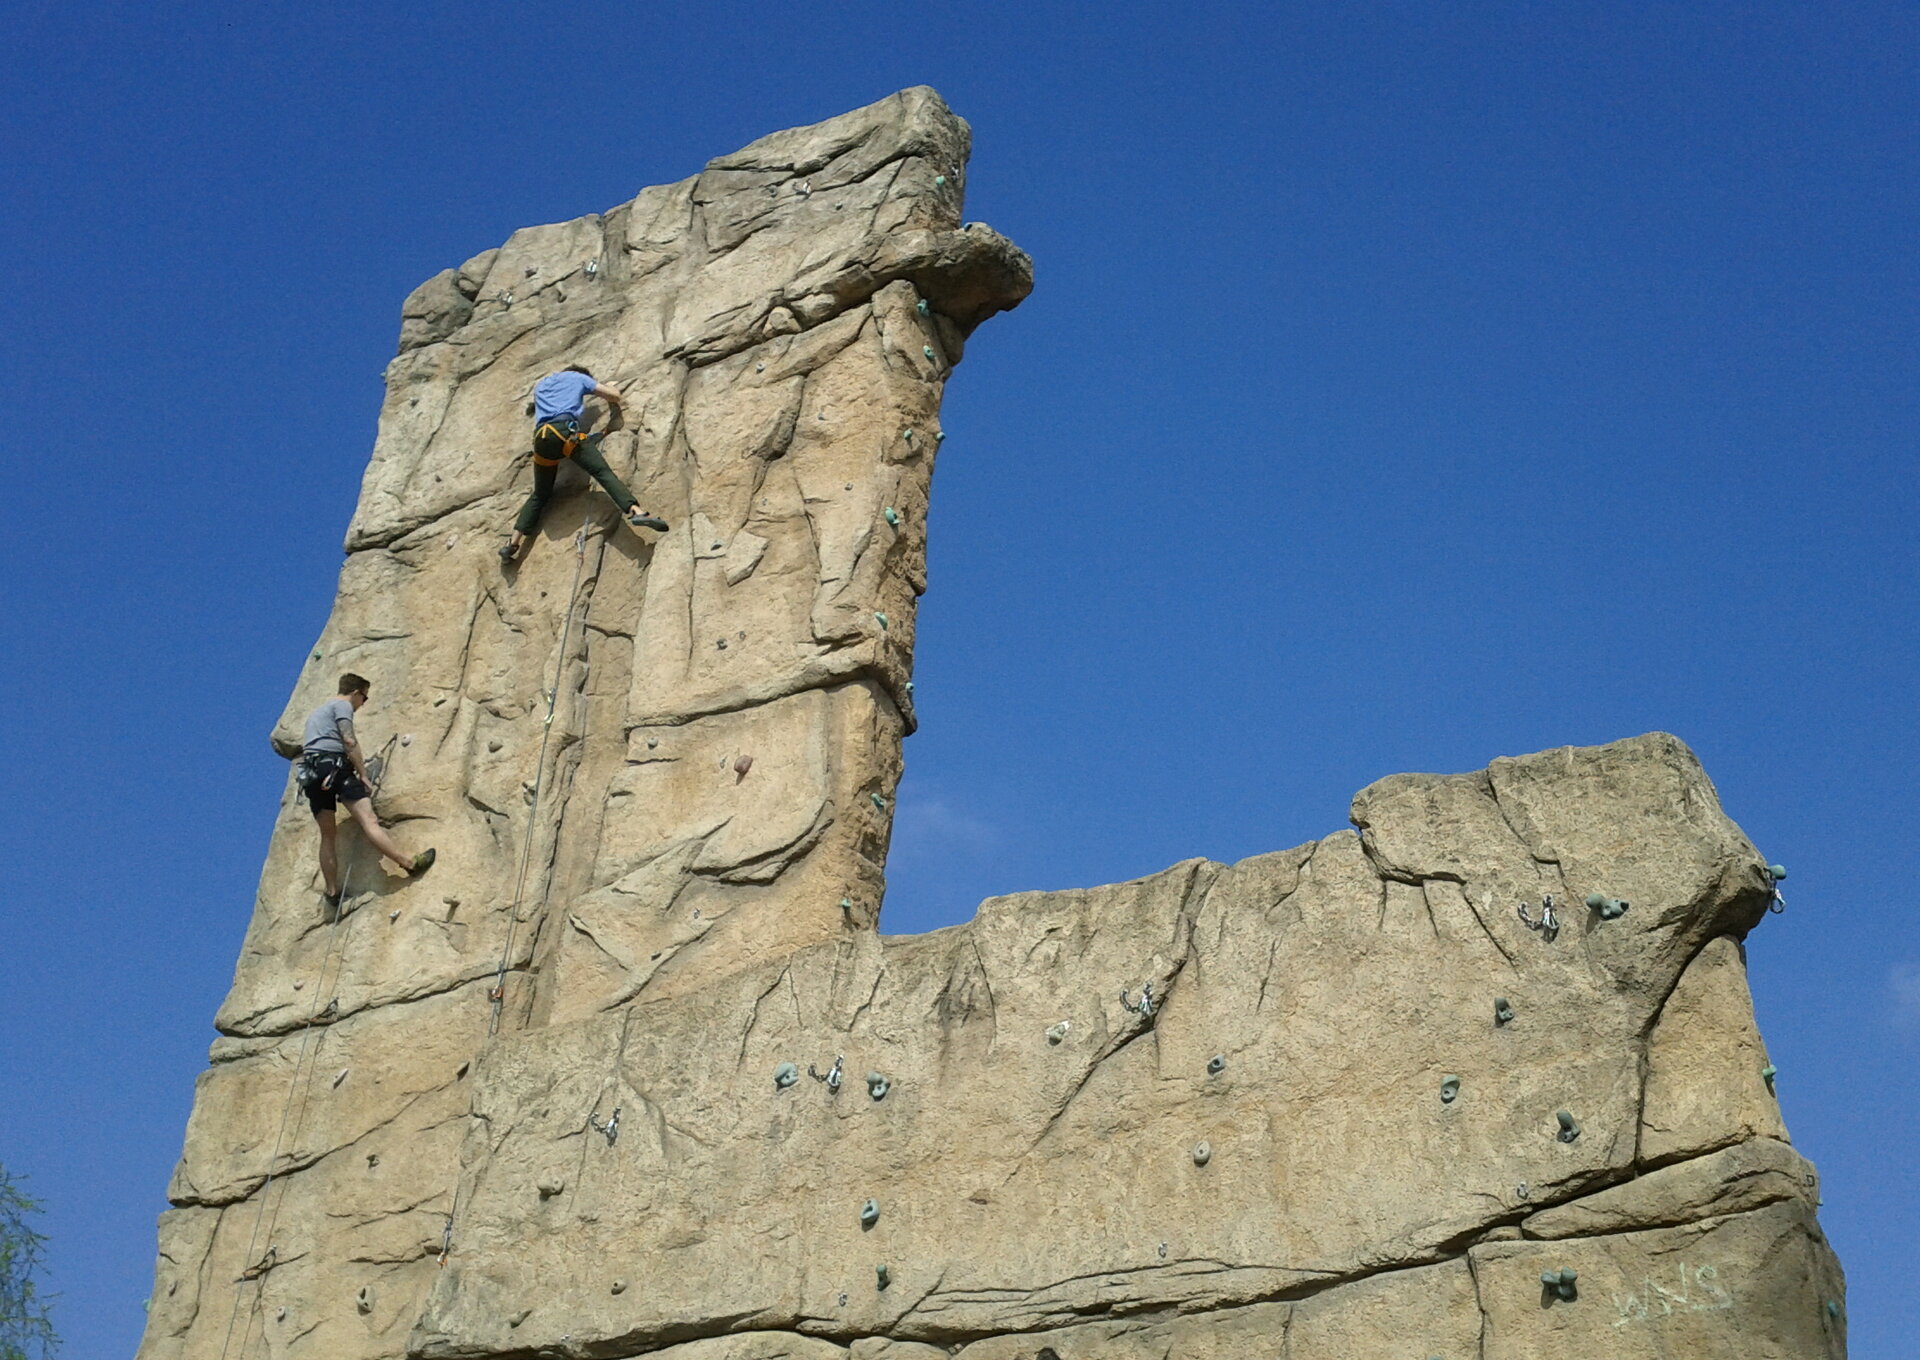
[497,539,518,564]
[627,510,669,533]
[322,891,341,921]
[409,848,437,876]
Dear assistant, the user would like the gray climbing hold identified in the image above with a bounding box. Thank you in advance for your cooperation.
[904,681,915,692]
[870,792,887,810]
[611,1280,626,1294]
[866,1072,891,1101]
[923,345,935,360]
[876,1263,891,1290]
[1046,1021,1071,1045]
[884,506,900,527]
[1555,1110,1581,1143]
[1440,1074,1461,1104]
[1585,892,1630,920]
[1191,1141,1212,1166]
[773,1062,799,1089]
[1769,864,1788,881]
[509,1308,531,1327]
[1494,997,1515,1026]
[1540,1268,1578,1302]
[357,1285,374,1316]
[874,611,889,630]
[536,1176,565,1198]
[860,1198,880,1229]
[1762,1063,1779,1093]
[903,427,916,443]
[915,298,930,316]
[1207,1054,1226,1075]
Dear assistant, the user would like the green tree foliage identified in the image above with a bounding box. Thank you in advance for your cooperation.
[0,1164,58,1360]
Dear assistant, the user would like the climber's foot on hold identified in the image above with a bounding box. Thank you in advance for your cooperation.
[322,890,341,921]
[409,848,437,876]
[498,537,520,564]
[627,509,669,533]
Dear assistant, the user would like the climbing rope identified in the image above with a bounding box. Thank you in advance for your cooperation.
[217,747,399,1360]
[487,520,597,1036]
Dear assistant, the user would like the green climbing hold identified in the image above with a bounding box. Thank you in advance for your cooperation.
[876,1263,891,1290]
[1046,1021,1071,1045]
[1555,1110,1581,1143]
[866,1072,890,1101]
[902,427,915,443]
[773,1062,799,1089]
[870,792,887,810]
[874,611,889,630]
[934,174,947,187]
[884,506,900,527]
[1540,1268,1578,1301]
[935,430,946,442]
[904,681,915,692]
[860,1198,880,1229]
[1440,1075,1461,1104]
[1206,1054,1226,1075]
[1768,864,1788,881]
[1494,997,1515,1026]
[1826,1299,1840,1318]
[915,298,930,316]
[923,345,935,360]
[1585,892,1630,920]
[1762,1063,1778,1093]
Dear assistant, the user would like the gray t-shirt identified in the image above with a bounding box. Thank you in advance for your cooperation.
[302,697,355,754]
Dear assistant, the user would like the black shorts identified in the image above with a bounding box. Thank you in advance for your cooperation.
[298,752,369,813]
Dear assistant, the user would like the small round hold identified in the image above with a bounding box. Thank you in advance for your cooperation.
[773,1062,799,1089]
[870,792,888,810]
[610,1280,627,1295]
[1555,1110,1582,1143]
[1206,1054,1226,1075]
[1440,1075,1461,1104]
[923,345,935,360]
[934,174,948,187]
[876,1263,891,1290]
[1494,997,1515,1026]
[866,1072,891,1101]
[915,298,930,316]
[1768,864,1788,881]
[904,681,915,693]
[884,506,900,527]
[1191,1141,1212,1166]
[874,611,890,630]
[935,430,946,442]
[1046,1021,1071,1045]
[1826,1299,1840,1318]
[860,1198,880,1228]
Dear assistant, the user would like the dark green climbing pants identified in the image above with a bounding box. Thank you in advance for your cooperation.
[513,424,638,535]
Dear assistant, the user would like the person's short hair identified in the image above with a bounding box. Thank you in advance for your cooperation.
[564,364,594,378]
[338,673,371,697]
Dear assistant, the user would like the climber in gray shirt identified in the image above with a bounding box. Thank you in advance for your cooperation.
[296,672,435,916]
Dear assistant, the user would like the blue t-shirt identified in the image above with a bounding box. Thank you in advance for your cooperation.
[533,370,599,422]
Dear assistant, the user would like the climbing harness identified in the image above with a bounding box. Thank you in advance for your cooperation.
[1516,895,1559,940]
[531,419,599,468]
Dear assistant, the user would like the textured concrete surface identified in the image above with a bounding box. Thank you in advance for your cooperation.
[136,89,1844,1360]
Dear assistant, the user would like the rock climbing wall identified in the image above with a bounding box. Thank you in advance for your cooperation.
[136,86,1030,1360]
[135,91,1847,1360]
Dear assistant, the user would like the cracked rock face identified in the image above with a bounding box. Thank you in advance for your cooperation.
[136,90,1844,1360]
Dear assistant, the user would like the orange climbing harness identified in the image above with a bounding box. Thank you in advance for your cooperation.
[530,419,591,467]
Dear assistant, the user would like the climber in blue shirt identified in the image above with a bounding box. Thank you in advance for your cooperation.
[499,365,670,563]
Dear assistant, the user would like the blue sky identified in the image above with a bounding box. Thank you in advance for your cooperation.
[2,2,1913,1356]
